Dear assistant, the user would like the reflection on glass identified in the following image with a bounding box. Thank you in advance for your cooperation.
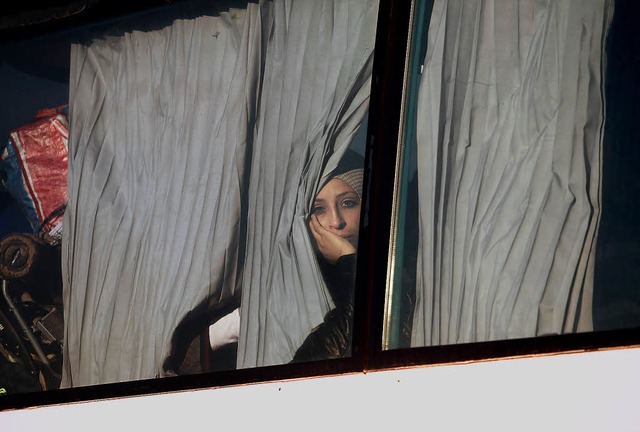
[386,0,639,350]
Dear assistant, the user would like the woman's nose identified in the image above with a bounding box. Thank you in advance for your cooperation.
[329,209,346,230]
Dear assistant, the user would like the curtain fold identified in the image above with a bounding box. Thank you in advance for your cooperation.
[412,0,613,347]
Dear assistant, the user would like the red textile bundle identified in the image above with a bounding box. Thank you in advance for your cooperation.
[7,106,68,243]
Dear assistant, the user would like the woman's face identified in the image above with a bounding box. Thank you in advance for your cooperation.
[311,178,361,248]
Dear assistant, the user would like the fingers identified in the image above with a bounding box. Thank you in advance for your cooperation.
[308,215,322,241]
[308,215,354,263]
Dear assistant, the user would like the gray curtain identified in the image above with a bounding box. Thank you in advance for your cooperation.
[412,0,613,346]
[237,0,378,368]
[62,0,378,386]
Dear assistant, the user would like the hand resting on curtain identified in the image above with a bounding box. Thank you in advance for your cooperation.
[291,151,364,363]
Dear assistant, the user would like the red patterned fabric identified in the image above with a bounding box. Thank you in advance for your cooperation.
[8,107,68,241]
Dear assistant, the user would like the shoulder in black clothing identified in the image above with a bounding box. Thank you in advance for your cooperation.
[291,253,356,363]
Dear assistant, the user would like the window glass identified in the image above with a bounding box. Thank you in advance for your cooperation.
[0,0,378,399]
[385,0,640,350]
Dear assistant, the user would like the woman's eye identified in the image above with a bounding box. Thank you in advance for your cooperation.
[341,199,359,208]
[311,205,324,214]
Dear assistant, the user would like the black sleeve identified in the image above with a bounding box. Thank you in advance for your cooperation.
[290,254,357,363]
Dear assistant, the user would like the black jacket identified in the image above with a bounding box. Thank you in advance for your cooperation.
[291,253,356,362]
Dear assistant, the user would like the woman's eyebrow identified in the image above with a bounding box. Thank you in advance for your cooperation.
[336,191,358,199]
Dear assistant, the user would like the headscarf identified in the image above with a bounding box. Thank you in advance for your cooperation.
[330,150,364,198]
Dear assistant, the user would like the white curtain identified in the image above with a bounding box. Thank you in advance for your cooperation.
[62,0,377,386]
[412,0,614,346]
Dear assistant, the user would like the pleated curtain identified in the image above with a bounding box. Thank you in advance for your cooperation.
[62,0,377,386]
[237,0,377,368]
[412,0,613,347]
